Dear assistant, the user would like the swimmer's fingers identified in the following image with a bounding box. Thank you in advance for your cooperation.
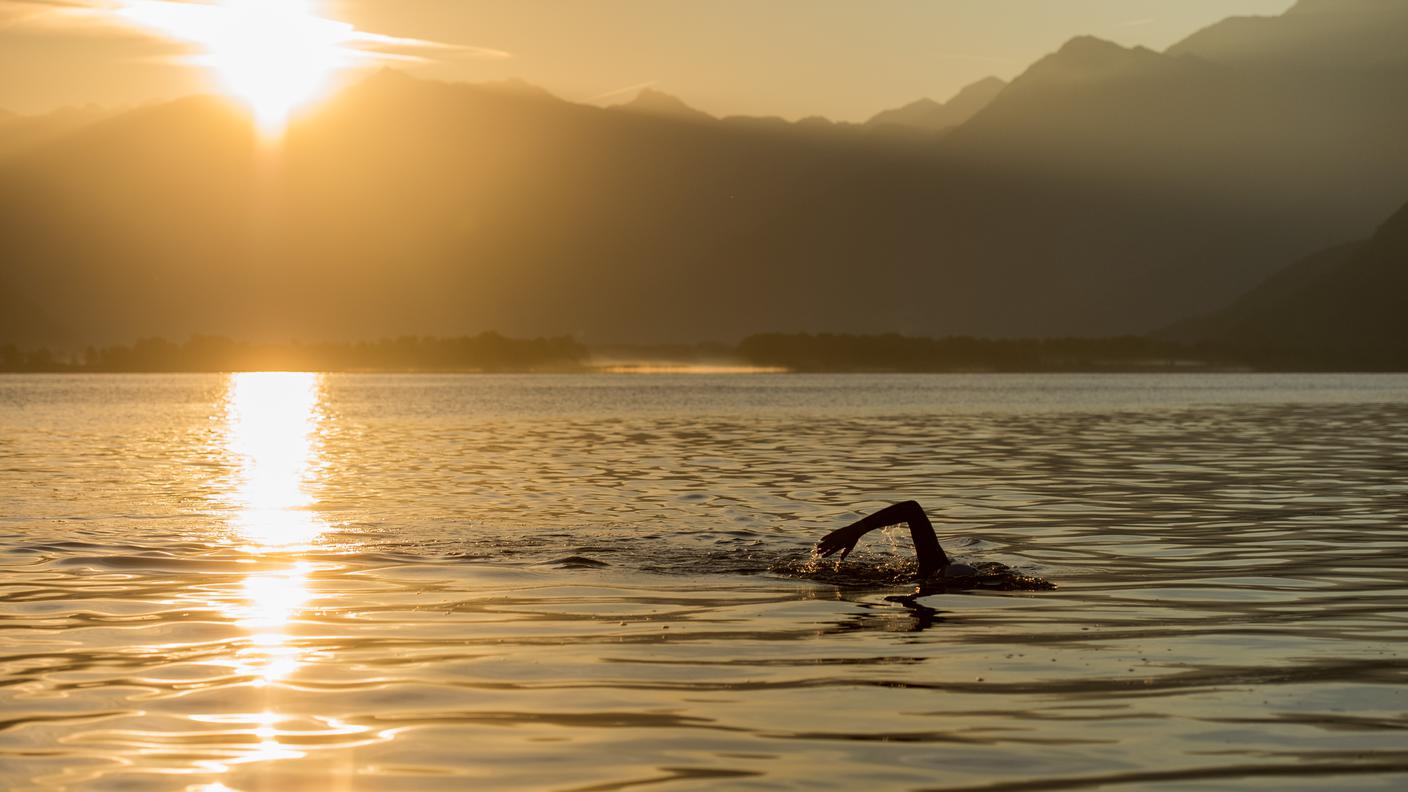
[815,525,862,562]
[814,528,847,556]
[816,542,855,562]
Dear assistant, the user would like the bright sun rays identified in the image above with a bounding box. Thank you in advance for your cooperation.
[95,0,509,134]
[117,1,374,132]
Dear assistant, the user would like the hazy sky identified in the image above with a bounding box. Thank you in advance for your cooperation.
[1,0,1296,120]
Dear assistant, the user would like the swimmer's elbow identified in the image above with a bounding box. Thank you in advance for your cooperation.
[895,496,929,521]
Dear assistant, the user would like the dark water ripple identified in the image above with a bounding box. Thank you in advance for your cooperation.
[0,373,1406,791]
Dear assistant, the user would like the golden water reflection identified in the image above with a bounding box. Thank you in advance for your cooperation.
[209,372,332,780]
[226,561,313,685]
[218,371,327,682]
[223,371,327,550]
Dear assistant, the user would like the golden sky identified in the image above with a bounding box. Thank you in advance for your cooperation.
[1,0,1295,121]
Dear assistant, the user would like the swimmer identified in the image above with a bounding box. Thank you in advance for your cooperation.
[815,500,977,580]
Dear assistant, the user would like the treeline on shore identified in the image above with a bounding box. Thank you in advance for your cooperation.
[735,333,1408,372]
[1,331,1398,374]
[0,334,587,373]
[734,333,1229,372]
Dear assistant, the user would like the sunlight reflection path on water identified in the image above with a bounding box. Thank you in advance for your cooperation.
[202,372,369,783]
[221,372,327,551]
[220,372,326,694]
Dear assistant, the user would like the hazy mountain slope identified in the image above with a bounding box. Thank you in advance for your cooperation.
[1169,0,1408,67]
[0,75,949,343]
[866,98,946,131]
[0,62,1379,346]
[866,76,1006,133]
[942,77,1009,122]
[940,0,1408,321]
[0,71,1205,344]
[0,97,259,343]
[0,105,116,160]
[950,26,1408,225]
[0,278,67,349]
[3,0,1407,348]
[1162,242,1362,343]
[237,73,1018,342]
[1170,199,1408,366]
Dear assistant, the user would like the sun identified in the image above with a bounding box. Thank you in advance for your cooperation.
[118,1,360,133]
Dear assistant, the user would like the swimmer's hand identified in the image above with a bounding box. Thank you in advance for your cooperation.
[815,522,867,563]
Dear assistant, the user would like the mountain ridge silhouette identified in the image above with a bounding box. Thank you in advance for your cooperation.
[865,76,1007,134]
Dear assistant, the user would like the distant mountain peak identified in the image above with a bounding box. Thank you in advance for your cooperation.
[1058,35,1131,57]
[955,75,1008,94]
[899,97,944,112]
[1048,35,1161,70]
[479,77,556,98]
[1009,36,1164,90]
[615,88,713,121]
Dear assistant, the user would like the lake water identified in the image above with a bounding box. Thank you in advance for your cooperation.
[1,373,1406,791]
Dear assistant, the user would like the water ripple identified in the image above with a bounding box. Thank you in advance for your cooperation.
[0,373,1406,790]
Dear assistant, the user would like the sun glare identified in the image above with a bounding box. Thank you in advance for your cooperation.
[118,1,360,132]
[223,371,327,549]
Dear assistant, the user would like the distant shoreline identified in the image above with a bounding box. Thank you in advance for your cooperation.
[11,365,1403,376]
[4,332,1403,374]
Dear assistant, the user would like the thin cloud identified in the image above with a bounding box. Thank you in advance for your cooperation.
[1114,18,1158,29]
[1,0,96,11]
[934,53,1022,66]
[587,80,658,104]
[0,0,115,32]
[348,30,511,62]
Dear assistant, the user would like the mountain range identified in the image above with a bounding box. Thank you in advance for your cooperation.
[613,76,1009,136]
[1,0,1405,353]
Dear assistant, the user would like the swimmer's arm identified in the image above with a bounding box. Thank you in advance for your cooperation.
[815,500,950,578]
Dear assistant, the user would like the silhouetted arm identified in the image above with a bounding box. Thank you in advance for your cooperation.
[815,500,950,578]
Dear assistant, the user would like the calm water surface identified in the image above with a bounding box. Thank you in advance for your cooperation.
[1,373,1406,791]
